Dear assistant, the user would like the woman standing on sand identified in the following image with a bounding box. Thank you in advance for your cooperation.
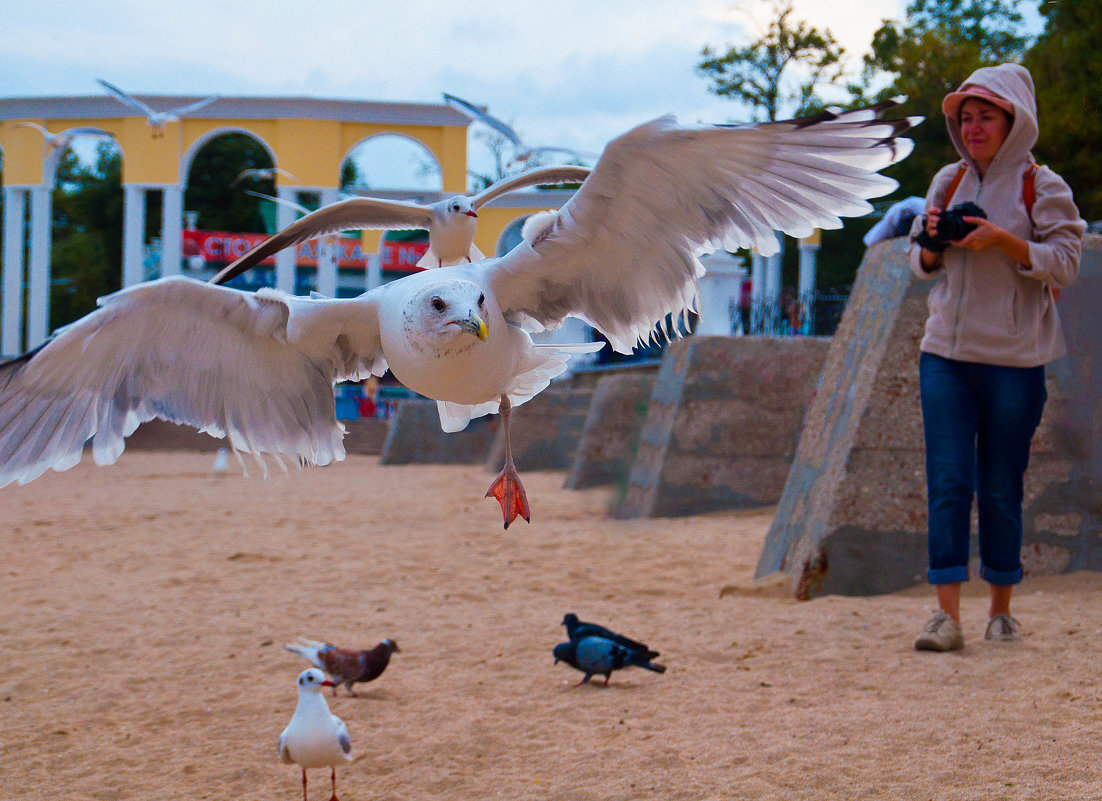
[908,63,1086,651]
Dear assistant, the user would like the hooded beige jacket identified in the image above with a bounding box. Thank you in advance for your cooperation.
[908,63,1086,367]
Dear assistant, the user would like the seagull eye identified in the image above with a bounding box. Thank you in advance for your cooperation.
[431,297,446,312]
[478,293,485,307]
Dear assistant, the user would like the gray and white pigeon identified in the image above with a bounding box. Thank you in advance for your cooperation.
[284,637,400,697]
[278,668,352,801]
[212,164,591,273]
[0,101,918,528]
[553,635,666,686]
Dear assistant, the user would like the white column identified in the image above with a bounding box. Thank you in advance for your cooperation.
[696,251,746,336]
[2,187,27,356]
[26,185,52,348]
[160,184,184,277]
[366,253,382,291]
[122,185,147,287]
[764,233,784,335]
[750,250,765,335]
[797,231,820,336]
[275,186,297,293]
[315,188,339,298]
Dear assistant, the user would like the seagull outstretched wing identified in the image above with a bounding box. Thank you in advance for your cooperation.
[210,198,434,284]
[485,101,919,352]
[0,277,385,488]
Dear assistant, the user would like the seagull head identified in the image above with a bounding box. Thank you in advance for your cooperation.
[297,668,334,692]
[445,196,478,219]
[406,279,490,346]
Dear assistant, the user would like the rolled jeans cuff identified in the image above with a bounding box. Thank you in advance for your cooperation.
[928,565,969,585]
[980,563,1022,586]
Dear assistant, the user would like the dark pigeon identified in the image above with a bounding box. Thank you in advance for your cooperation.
[285,637,401,697]
[553,635,666,686]
[562,613,659,660]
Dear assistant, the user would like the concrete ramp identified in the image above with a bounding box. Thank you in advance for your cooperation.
[757,235,1102,598]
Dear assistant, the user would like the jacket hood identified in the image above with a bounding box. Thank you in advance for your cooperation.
[944,63,1038,174]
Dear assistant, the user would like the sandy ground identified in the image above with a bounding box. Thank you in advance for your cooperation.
[2,450,1101,801]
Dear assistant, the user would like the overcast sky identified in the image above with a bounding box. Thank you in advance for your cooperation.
[1,0,1038,188]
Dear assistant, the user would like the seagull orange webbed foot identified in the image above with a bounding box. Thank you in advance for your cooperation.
[485,394,531,529]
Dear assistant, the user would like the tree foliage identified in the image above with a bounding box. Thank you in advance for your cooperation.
[1024,0,1102,221]
[697,0,845,121]
[858,0,1029,201]
[50,144,123,328]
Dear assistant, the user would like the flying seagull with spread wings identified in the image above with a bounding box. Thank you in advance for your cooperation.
[0,101,919,528]
[96,79,219,137]
[443,92,598,165]
[14,122,113,154]
[231,166,298,188]
[212,164,591,275]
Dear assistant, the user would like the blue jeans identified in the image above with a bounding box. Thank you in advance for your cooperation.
[919,352,1047,586]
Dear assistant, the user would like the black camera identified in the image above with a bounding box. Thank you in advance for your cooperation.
[913,201,987,252]
[936,201,987,242]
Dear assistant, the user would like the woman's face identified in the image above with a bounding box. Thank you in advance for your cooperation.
[959,98,1012,166]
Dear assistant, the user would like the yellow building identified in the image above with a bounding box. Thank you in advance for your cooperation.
[0,93,578,355]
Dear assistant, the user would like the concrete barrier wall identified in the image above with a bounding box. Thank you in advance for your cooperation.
[757,235,1102,598]
[565,373,655,490]
[380,399,496,465]
[616,335,830,518]
[484,388,594,472]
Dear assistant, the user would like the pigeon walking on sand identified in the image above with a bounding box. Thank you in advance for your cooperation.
[279,668,352,801]
[0,102,918,529]
[554,636,666,686]
[212,164,591,273]
[562,613,659,660]
[285,638,400,697]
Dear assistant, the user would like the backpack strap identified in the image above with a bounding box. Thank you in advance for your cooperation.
[942,161,968,208]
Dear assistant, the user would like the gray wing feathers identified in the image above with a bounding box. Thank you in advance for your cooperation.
[470,166,591,209]
[487,105,916,353]
[211,198,432,284]
[0,277,384,488]
[336,719,352,756]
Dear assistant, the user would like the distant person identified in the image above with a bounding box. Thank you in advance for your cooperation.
[863,196,925,247]
[908,64,1085,651]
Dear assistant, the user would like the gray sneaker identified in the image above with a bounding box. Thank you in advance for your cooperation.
[984,613,1022,641]
[915,611,964,651]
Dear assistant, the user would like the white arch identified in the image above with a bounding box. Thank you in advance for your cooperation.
[341,132,442,191]
[179,125,279,185]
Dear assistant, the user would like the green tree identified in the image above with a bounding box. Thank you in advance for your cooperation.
[1024,0,1102,221]
[857,0,1029,199]
[697,0,846,121]
[50,143,123,329]
[184,133,276,233]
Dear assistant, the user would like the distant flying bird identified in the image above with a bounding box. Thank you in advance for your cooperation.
[14,122,112,154]
[212,164,591,276]
[562,613,659,660]
[96,78,219,136]
[284,638,401,697]
[278,669,352,801]
[0,102,917,529]
[443,92,598,165]
[232,167,298,188]
[553,636,667,686]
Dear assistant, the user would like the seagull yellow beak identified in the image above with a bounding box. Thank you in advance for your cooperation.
[452,313,489,341]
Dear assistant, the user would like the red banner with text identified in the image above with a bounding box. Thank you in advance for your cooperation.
[182,230,428,273]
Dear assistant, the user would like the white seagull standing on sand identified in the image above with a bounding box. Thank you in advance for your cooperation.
[213,164,592,273]
[443,92,598,165]
[0,101,919,528]
[96,78,219,137]
[279,668,352,801]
